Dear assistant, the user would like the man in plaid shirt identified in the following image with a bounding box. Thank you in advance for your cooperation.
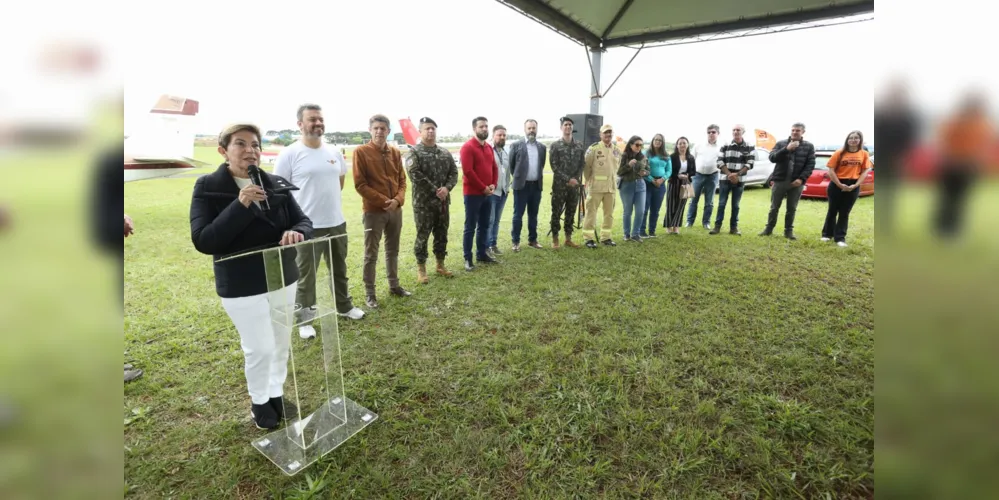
[710,124,755,235]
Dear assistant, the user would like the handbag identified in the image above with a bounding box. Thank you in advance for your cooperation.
[680,181,695,200]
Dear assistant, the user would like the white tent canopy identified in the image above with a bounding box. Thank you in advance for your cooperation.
[494,0,874,48]
[493,0,874,113]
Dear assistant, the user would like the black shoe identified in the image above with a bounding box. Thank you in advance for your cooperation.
[585,240,598,249]
[251,402,279,429]
[601,239,616,246]
[269,396,299,420]
[477,254,498,264]
[465,260,475,271]
[390,287,412,297]
[784,232,797,241]
[730,227,741,236]
[709,226,721,235]
[759,228,773,236]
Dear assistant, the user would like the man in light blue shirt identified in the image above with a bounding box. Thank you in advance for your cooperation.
[487,125,511,257]
[507,119,547,251]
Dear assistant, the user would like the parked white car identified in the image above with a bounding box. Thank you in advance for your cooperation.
[715,147,775,191]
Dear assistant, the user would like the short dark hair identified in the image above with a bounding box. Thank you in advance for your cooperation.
[369,114,390,127]
[707,124,720,133]
[493,125,506,133]
[524,119,537,126]
[472,116,488,127]
[792,122,806,131]
[297,103,321,121]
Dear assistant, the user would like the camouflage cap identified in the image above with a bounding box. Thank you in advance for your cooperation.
[599,124,613,133]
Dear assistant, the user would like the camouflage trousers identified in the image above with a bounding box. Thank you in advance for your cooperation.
[550,185,581,238]
[413,205,450,264]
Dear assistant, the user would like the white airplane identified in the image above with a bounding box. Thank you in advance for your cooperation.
[124,94,210,182]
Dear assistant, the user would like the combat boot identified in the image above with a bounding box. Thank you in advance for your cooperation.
[417,263,429,284]
[552,234,560,249]
[564,235,580,248]
[436,258,453,277]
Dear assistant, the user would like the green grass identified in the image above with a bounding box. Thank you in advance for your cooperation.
[124,163,875,498]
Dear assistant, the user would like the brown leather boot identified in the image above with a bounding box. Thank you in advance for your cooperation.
[552,235,560,249]
[417,263,429,284]
[564,236,581,248]
[436,258,453,277]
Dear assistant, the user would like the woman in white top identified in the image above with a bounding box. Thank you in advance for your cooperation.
[664,137,696,234]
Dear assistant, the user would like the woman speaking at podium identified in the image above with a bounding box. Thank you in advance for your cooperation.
[190,123,313,430]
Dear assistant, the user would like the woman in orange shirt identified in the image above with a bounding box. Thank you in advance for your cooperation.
[822,130,872,247]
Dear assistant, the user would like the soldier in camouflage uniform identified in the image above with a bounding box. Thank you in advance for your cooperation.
[548,116,585,248]
[403,117,459,284]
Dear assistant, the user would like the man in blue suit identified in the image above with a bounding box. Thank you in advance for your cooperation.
[507,119,547,251]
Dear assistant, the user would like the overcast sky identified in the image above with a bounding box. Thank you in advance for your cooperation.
[92,0,986,146]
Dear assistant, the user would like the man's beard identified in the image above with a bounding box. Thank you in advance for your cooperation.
[495,140,505,148]
[476,131,488,140]
[527,133,536,141]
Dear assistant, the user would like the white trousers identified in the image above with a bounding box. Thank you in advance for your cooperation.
[220,281,297,405]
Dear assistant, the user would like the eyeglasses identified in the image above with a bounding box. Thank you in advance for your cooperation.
[633,143,643,148]
[708,131,718,134]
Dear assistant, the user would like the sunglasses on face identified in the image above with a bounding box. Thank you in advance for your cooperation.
[633,143,643,148]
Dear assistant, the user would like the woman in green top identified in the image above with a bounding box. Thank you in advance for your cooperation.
[640,133,671,238]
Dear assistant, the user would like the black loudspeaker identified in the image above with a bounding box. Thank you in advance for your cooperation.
[565,113,603,148]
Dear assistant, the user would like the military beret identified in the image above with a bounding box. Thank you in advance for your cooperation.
[419,117,437,127]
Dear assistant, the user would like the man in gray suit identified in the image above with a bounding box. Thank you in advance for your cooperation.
[507,119,547,251]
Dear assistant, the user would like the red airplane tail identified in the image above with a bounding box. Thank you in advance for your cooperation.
[399,117,420,146]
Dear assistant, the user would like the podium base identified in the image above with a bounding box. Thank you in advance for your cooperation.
[251,396,378,476]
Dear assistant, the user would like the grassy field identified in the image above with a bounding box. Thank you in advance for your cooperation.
[124,147,876,498]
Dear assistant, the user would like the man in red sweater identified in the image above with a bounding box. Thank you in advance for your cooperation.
[459,116,499,271]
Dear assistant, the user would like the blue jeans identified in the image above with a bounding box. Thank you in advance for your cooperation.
[715,178,745,229]
[463,194,492,261]
[641,180,666,236]
[511,181,542,245]
[488,191,508,248]
[618,179,647,238]
[686,172,719,226]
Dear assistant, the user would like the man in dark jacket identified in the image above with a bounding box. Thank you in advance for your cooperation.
[507,119,547,251]
[91,144,145,382]
[762,122,815,240]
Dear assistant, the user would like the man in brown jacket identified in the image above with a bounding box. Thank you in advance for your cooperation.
[353,114,411,308]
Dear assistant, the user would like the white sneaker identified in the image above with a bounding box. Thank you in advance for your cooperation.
[299,325,316,339]
[338,307,365,320]
[837,241,848,248]
[821,237,831,242]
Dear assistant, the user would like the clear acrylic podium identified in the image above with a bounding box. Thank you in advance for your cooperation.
[217,234,378,476]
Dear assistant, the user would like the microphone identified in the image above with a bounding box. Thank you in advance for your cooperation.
[247,164,270,211]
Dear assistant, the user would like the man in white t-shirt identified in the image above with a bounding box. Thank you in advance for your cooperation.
[274,104,365,338]
[687,123,723,229]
